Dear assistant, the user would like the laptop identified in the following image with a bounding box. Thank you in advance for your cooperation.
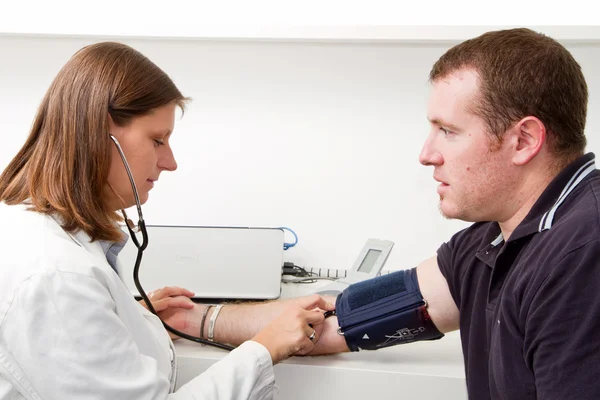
[117,225,284,300]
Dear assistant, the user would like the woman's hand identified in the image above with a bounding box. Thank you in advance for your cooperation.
[138,286,195,340]
[250,294,335,364]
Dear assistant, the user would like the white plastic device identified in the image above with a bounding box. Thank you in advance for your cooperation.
[314,238,394,296]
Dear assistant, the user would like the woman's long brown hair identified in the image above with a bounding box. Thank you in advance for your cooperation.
[0,42,188,242]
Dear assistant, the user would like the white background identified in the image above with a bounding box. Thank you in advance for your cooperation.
[1,32,598,272]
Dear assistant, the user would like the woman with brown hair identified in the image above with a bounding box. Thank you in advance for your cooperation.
[0,42,333,399]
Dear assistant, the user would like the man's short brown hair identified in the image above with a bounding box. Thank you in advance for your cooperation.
[430,28,588,161]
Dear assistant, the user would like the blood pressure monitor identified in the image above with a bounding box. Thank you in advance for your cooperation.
[315,238,394,296]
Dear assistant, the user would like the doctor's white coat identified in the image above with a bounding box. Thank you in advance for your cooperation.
[0,203,278,399]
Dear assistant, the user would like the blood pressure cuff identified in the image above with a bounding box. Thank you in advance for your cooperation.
[335,268,444,351]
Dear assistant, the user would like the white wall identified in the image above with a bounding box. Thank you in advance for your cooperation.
[1,35,599,272]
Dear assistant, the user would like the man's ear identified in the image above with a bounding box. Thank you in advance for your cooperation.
[509,116,546,166]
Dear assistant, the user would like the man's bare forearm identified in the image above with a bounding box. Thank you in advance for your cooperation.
[177,298,348,355]
[213,302,272,345]
[215,302,350,354]
[177,301,278,345]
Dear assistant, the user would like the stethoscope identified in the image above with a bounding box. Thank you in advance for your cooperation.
[110,135,235,351]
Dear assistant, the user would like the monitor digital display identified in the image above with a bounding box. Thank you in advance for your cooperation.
[357,249,382,273]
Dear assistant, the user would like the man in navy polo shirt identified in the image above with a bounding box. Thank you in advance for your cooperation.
[415,27,600,399]
[144,26,598,399]
[306,27,600,399]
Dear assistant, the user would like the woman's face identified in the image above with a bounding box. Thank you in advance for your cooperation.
[105,103,178,211]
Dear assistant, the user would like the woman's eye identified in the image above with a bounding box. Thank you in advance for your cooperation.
[154,139,164,146]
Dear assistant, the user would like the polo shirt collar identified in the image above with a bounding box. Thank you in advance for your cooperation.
[511,152,596,241]
[476,152,596,261]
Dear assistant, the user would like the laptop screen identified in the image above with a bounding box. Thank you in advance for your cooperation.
[117,225,284,300]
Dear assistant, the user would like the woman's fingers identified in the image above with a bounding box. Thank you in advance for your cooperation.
[305,308,326,327]
[295,294,335,312]
[148,286,195,300]
[294,309,325,353]
[305,325,318,344]
[150,296,195,312]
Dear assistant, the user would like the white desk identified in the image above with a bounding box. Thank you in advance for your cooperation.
[174,281,467,399]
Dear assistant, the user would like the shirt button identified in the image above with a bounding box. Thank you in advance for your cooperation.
[169,348,174,362]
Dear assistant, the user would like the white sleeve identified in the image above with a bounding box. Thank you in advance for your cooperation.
[173,341,278,400]
[3,270,277,400]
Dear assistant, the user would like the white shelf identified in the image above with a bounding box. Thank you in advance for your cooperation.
[1,25,600,44]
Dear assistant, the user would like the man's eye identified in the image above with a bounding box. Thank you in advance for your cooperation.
[154,139,164,146]
[439,127,456,137]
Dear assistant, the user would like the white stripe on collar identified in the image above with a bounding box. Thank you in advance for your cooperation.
[538,158,596,232]
[491,233,504,247]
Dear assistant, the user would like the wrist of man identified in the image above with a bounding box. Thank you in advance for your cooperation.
[173,302,261,344]
[195,304,221,340]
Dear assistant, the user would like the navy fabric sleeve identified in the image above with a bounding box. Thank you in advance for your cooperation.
[523,240,600,399]
[436,222,492,312]
[436,241,460,309]
[436,227,471,310]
